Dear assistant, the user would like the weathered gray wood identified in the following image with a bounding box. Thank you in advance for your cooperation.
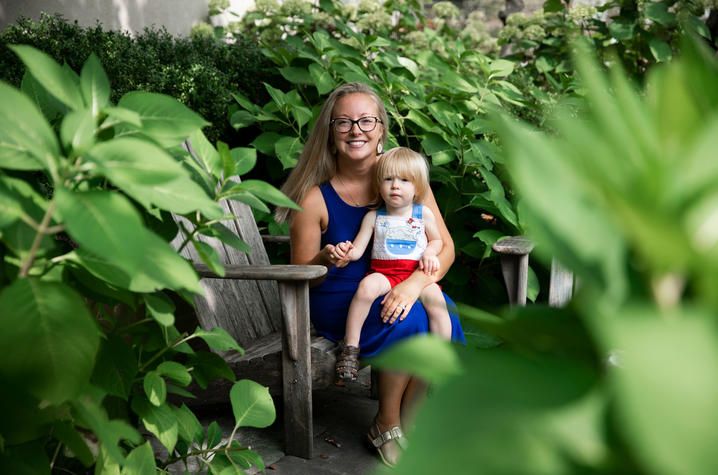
[493,236,575,307]
[548,258,573,308]
[193,263,327,281]
[168,139,333,459]
[498,253,529,306]
[261,234,291,244]
[279,281,313,459]
[492,235,534,255]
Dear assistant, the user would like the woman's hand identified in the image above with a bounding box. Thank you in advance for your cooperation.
[324,241,352,268]
[380,276,424,324]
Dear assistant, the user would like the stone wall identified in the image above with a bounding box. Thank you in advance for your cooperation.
[0,0,251,36]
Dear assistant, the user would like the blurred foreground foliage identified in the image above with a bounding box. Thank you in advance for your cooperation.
[373,36,718,475]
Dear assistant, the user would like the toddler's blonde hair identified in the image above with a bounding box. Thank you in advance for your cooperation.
[373,147,430,204]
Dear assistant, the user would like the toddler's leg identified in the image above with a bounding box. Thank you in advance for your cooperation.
[420,284,452,340]
[344,273,391,347]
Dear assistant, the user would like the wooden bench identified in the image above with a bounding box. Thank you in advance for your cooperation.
[492,236,574,307]
[170,141,337,459]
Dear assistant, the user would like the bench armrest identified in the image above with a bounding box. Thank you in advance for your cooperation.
[192,263,327,281]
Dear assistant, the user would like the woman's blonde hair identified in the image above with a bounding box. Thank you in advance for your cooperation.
[275,83,388,223]
[374,147,430,205]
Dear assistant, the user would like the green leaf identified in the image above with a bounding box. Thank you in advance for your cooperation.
[9,44,85,110]
[192,327,243,353]
[57,191,202,294]
[73,393,143,465]
[0,82,59,171]
[131,397,178,453]
[218,141,233,179]
[290,104,313,129]
[0,279,100,404]
[144,370,167,406]
[430,150,455,166]
[60,109,95,153]
[392,347,597,475]
[230,109,257,130]
[21,69,66,123]
[80,52,110,117]
[420,134,452,156]
[189,351,235,389]
[536,55,558,73]
[206,421,223,448]
[0,441,50,474]
[0,175,41,229]
[230,92,261,113]
[309,63,335,94]
[101,106,142,127]
[488,59,515,78]
[90,335,138,399]
[370,335,462,385]
[222,190,270,214]
[87,137,186,184]
[443,70,478,93]
[649,38,672,63]
[229,179,301,210]
[274,136,303,169]
[56,188,147,275]
[644,1,675,26]
[681,13,712,40]
[86,138,221,218]
[608,18,636,40]
[144,291,176,327]
[53,422,94,467]
[188,129,222,179]
[397,56,419,78]
[543,0,566,13]
[230,147,257,176]
[121,442,156,475]
[230,379,276,429]
[118,91,209,147]
[279,66,312,84]
[406,110,442,134]
[595,306,718,475]
[157,361,192,387]
[427,102,461,134]
[207,222,251,253]
[173,404,205,444]
[476,167,518,227]
[193,239,225,277]
[263,82,287,109]
[251,131,282,155]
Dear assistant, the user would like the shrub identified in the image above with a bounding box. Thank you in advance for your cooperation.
[0,13,284,144]
[0,44,294,473]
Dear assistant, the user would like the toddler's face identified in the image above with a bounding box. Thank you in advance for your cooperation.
[380,175,415,209]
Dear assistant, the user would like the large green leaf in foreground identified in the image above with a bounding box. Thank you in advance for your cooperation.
[0,279,100,404]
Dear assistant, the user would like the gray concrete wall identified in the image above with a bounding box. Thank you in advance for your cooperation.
[0,0,213,36]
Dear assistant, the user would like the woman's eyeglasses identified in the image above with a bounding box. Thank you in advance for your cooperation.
[330,117,382,133]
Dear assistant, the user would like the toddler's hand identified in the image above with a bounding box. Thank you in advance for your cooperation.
[325,241,353,268]
[419,254,440,275]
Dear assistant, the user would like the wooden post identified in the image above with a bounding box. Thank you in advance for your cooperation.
[548,258,573,308]
[492,236,534,307]
[279,280,313,459]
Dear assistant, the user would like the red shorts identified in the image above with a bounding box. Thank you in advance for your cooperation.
[369,259,419,288]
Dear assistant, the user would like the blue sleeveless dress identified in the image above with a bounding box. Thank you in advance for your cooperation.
[309,182,465,357]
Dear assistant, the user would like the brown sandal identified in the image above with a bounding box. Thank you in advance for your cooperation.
[336,341,360,381]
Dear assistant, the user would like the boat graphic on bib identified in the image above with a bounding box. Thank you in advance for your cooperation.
[385,225,418,256]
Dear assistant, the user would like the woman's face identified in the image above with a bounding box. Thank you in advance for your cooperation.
[331,93,383,163]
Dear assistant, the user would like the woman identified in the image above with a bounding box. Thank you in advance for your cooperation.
[276,83,464,467]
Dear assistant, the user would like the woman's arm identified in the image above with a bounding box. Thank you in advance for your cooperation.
[288,186,338,285]
[380,188,455,322]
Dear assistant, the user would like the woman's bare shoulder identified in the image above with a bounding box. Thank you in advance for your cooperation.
[291,185,328,232]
